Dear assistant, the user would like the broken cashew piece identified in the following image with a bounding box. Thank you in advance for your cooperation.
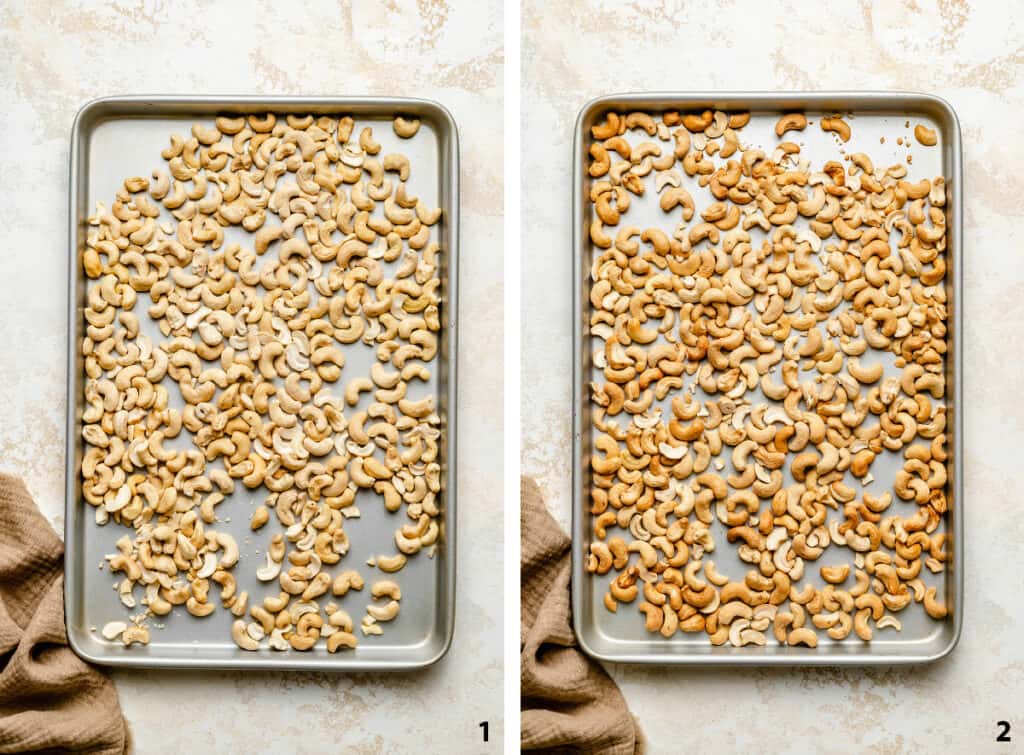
[231,619,260,651]
[820,116,851,142]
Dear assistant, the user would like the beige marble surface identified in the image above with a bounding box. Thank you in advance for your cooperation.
[0,0,503,751]
[522,0,1023,752]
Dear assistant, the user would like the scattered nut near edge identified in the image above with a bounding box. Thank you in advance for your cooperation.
[914,124,938,146]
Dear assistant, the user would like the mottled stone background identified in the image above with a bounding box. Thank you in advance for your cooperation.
[522,1,1023,752]
[0,1,503,751]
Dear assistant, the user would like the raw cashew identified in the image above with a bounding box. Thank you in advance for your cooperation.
[393,116,421,138]
[80,111,445,653]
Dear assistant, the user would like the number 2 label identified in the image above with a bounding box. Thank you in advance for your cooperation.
[997,721,1011,742]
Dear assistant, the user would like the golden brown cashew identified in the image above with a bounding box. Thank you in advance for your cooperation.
[728,112,750,128]
[327,631,359,652]
[820,116,851,142]
[371,580,402,600]
[923,587,948,619]
[589,142,611,178]
[820,565,850,584]
[638,601,664,632]
[914,124,938,146]
[775,113,807,137]
[682,110,713,132]
[787,627,818,647]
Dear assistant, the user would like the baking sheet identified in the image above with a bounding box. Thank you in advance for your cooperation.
[65,96,458,671]
[571,92,962,665]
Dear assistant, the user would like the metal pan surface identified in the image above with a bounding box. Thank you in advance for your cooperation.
[572,92,962,665]
[66,96,458,670]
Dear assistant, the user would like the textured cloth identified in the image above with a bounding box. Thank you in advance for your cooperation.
[521,476,643,754]
[0,474,130,754]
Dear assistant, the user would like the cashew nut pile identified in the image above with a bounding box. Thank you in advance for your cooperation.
[82,112,443,652]
[585,108,950,647]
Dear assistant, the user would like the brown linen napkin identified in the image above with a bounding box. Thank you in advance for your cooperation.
[0,474,131,754]
[521,476,644,754]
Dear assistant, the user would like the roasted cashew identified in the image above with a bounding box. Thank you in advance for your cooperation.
[585,108,951,650]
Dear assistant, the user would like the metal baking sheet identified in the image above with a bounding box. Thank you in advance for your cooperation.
[571,92,962,665]
[65,96,458,670]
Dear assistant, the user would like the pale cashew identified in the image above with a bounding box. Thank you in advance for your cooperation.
[377,552,407,573]
[101,621,128,640]
[393,116,421,138]
[371,580,402,600]
[332,570,364,597]
[366,599,400,622]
